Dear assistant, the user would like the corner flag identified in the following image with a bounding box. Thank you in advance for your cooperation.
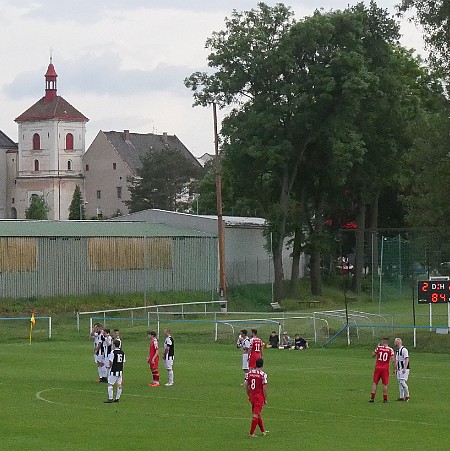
[29,313,36,344]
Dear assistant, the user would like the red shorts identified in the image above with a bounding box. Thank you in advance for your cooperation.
[149,356,159,371]
[248,354,261,369]
[373,367,389,385]
[251,402,264,415]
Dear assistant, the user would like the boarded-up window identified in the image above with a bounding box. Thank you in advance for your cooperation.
[88,237,172,270]
[0,238,37,271]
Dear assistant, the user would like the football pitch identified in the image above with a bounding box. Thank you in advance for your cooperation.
[1,336,449,450]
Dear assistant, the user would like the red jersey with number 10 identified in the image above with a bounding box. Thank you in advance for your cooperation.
[374,344,394,369]
[246,368,267,404]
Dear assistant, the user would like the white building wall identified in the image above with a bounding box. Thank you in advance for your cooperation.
[0,151,7,218]
[15,119,86,219]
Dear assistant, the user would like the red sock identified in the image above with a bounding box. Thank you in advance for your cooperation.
[153,370,159,382]
[250,418,258,435]
[383,394,388,401]
[258,417,265,432]
[371,393,376,399]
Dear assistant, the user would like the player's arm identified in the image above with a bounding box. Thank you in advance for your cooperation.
[152,345,159,364]
[263,384,268,404]
[403,356,409,373]
[390,354,396,373]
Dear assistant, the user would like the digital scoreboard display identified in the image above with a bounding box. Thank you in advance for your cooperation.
[418,281,450,304]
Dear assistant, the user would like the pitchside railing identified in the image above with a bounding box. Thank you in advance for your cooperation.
[77,300,225,332]
[0,316,52,340]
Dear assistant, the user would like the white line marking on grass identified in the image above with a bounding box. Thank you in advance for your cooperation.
[36,388,99,410]
[267,406,435,426]
[35,387,438,427]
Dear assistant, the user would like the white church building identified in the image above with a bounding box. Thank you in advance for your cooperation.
[8,60,88,219]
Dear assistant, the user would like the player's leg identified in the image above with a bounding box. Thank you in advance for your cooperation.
[165,358,174,386]
[397,374,404,400]
[400,370,410,399]
[115,377,123,401]
[382,368,390,402]
[105,375,115,402]
[151,365,160,386]
[369,369,379,401]
[250,410,259,437]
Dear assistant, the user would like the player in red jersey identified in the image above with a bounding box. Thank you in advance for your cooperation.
[245,358,269,437]
[369,337,395,403]
[248,329,263,369]
[147,330,160,387]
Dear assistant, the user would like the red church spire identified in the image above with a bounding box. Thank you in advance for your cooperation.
[44,57,58,103]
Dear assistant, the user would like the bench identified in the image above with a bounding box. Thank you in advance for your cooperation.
[298,300,321,308]
[270,302,283,311]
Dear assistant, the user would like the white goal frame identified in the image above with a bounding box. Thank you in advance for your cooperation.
[0,316,52,339]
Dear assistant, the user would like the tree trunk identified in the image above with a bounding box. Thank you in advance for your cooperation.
[272,171,290,301]
[352,195,366,293]
[289,191,306,297]
[369,193,379,300]
[310,196,325,296]
[289,227,302,297]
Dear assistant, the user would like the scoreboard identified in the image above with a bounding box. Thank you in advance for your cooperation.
[418,281,450,304]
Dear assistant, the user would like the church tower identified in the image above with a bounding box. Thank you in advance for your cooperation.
[13,60,89,219]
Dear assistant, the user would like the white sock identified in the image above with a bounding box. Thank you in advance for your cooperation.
[108,385,113,400]
[401,380,409,397]
[116,385,122,400]
[398,382,404,398]
[168,370,174,384]
[98,366,102,378]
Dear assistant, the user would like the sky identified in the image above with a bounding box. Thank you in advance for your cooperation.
[0,0,425,157]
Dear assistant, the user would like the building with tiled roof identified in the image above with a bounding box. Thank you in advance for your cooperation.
[83,130,200,218]
[10,60,88,220]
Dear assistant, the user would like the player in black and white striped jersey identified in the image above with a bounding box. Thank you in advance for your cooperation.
[394,338,410,402]
[113,329,122,349]
[163,329,175,386]
[237,329,251,381]
[104,339,126,403]
[90,323,104,382]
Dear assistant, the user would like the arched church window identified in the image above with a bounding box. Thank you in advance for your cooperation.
[34,159,40,171]
[33,133,40,150]
[66,133,74,150]
[68,160,72,171]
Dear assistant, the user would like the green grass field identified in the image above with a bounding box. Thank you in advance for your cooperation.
[1,331,450,450]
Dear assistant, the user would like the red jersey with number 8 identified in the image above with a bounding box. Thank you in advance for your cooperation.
[246,368,267,404]
[374,344,394,368]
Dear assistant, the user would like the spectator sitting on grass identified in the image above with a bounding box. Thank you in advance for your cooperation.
[294,334,308,350]
[281,331,291,349]
[266,331,279,348]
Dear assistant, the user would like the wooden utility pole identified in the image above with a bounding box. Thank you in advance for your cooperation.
[213,102,227,306]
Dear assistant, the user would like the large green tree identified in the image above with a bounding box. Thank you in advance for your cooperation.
[126,149,203,213]
[25,195,50,220]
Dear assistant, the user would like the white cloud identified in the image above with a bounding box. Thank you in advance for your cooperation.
[0,0,426,157]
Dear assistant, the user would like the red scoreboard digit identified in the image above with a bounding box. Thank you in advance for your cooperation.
[418,281,450,304]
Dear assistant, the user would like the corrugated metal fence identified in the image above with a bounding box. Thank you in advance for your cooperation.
[0,236,217,299]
